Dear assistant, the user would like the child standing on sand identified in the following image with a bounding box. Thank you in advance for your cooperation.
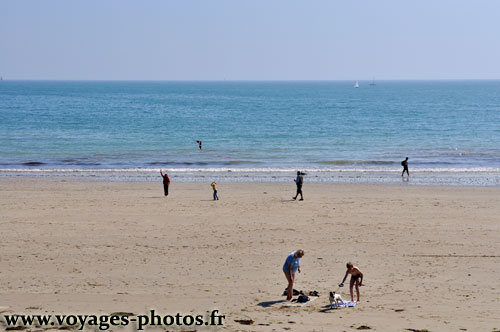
[339,262,363,302]
[211,181,219,200]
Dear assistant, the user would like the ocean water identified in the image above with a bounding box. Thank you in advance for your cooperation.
[1,80,499,185]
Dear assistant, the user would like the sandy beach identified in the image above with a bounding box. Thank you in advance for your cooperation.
[1,178,499,331]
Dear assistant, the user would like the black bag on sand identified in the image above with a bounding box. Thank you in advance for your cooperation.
[297,294,310,303]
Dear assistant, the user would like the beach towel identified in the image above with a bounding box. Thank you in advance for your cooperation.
[283,296,318,307]
[329,300,357,308]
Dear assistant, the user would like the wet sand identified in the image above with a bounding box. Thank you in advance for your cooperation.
[1,178,499,331]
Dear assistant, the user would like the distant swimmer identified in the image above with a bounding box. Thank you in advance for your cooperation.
[160,169,170,196]
[401,157,409,177]
[292,171,305,201]
[196,140,202,150]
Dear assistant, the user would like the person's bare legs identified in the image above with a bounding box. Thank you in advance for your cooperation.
[354,278,360,302]
[349,277,355,302]
[284,272,294,301]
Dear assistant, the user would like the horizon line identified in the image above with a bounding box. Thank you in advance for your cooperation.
[1,78,500,82]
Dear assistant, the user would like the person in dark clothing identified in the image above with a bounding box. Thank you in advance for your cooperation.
[293,171,304,201]
[401,157,409,177]
[196,140,202,150]
[160,170,170,196]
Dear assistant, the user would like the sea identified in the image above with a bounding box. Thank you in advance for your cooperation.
[1,80,499,186]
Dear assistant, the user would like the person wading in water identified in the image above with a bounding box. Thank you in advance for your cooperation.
[401,157,409,177]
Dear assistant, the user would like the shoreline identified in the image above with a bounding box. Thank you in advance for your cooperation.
[3,176,500,189]
[2,167,500,187]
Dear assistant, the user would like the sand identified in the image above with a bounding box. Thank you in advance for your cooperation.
[1,178,499,331]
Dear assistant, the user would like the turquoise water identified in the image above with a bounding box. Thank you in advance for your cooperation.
[1,80,499,185]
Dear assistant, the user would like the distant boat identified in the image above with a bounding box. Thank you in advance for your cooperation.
[369,77,376,86]
[354,81,359,88]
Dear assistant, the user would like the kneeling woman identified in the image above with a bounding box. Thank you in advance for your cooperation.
[283,249,305,301]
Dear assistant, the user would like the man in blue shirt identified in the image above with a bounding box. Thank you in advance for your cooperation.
[283,249,305,301]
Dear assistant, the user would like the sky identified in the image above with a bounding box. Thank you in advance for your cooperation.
[1,0,500,80]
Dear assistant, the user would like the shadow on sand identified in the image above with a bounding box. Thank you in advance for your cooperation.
[319,304,338,313]
[257,299,287,308]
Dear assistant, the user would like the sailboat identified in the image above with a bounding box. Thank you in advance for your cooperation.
[354,81,359,88]
[369,77,376,86]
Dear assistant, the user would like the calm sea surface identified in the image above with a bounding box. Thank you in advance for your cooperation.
[1,81,499,185]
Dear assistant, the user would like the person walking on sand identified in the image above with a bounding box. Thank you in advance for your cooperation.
[292,171,304,200]
[160,170,170,196]
[211,181,219,200]
[401,157,409,177]
[339,262,363,302]
[283,249,304,301]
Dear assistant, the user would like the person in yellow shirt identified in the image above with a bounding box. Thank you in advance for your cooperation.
[211,181,219,200]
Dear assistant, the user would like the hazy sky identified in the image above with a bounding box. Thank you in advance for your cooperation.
[1,0,499,80]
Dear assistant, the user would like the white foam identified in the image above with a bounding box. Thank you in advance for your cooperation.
[1,167,500,173]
